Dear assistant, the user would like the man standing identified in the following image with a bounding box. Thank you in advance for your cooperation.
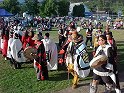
[85,25,93,48]
[58,25,65,47]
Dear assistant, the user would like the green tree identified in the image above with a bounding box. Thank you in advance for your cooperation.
[69,0,85,3]
[85,0,124,14]
[39,0,57,17]
[24,0,39,15]
[72,4,85,17]
[0,0,20,14]
[57,0,70,16]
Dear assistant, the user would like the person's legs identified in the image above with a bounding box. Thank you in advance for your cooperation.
[109,73,121,93]
[85,37,89,46]
[59,38,62,47]
[115,73,121,93]
[9,58,13,67]
[90,74,100,93]
[101,76,113,93]
[112,64,121,93]
[37,69,41,80]
[42,66,49,80]
[17,63,21,69]
[72,72,79,89]
[11,57,18,69]
[90,80,99,93]
[89,37,93,48]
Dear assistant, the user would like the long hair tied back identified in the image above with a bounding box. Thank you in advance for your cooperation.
[99,35,107,44]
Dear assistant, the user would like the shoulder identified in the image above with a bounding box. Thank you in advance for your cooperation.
[105,44,111,49]
[96,46,102,52]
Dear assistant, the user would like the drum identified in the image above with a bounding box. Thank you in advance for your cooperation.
[90,55,108,68]
[24,46,37,60]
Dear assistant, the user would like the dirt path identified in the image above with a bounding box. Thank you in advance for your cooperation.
[56,72,124,93]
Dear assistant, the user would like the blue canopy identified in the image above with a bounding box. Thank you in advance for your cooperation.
[0,8,13,17]
[83,4,92,17]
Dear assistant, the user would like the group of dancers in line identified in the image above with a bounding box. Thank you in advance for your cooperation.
[58,21,121,93]
[0,18,121,93]
[0,19,58,81]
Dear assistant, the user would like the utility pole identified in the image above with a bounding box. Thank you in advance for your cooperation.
[97,6,99,20]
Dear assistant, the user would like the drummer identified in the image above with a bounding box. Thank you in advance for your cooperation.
[89,35,121,93]
[21,30,35,49]
[33,33,49,81]
[10,32,26,69]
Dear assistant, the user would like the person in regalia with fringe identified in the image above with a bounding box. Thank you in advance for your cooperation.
[33,33,49,81]
[66,29,90,89]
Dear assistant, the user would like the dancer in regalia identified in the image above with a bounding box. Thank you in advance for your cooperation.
[10,32,26,69]
[7,31,14,66]
[66,30,90,89]
[90,35,121,93]
[33,33,49,81]
[42,33,58,71]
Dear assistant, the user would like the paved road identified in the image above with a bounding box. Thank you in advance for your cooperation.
[56,72,124,93]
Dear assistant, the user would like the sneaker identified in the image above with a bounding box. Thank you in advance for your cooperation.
[90,84,97,93]
[105,84,113,93]
[115,88,121,93]
[37,78,41,81]
[4,57,7,60]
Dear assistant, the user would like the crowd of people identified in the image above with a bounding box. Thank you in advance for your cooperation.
[0,16,122,93]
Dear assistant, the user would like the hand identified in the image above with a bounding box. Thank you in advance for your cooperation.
[30,53,36,56]
[114,57,118,63]
[9,47,11,51]
[17,52,21,58]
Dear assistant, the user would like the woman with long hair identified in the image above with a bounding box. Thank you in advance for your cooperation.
[90,35,121,93]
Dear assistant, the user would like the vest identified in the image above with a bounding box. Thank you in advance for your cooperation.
[86,28,93,37]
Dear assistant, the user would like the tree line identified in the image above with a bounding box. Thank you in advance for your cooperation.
[70,0,124,15]
[0,0,84,17]
[0,0,123,17]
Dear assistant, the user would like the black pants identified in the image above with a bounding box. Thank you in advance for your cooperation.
[11,57,21,69]
[113,63,120,89]
[93,73,113,85]
[85,37,92,46]
[59,37,65,47]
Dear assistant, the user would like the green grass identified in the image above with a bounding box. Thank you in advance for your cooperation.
[0,60,72,93]
[0,26,124,93]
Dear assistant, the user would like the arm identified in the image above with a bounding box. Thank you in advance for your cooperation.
[73,34,83,43]
[58,30,63,36]
[37,42,46,65]
[106,47,114,71]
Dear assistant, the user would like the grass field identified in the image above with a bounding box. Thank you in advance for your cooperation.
[0,27,124,93]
